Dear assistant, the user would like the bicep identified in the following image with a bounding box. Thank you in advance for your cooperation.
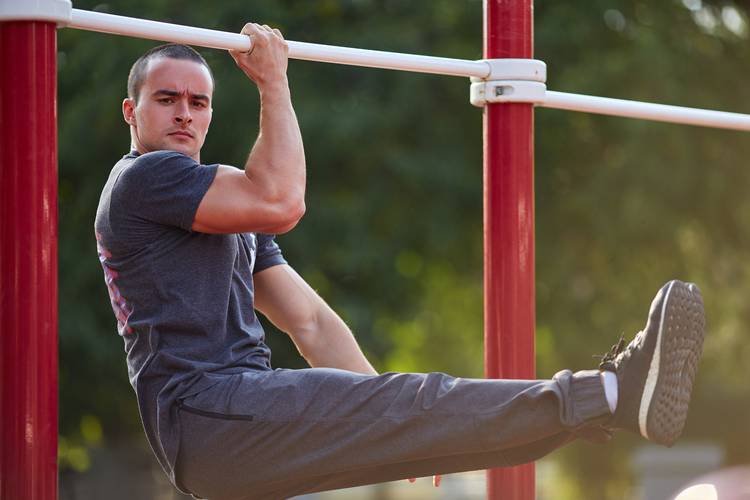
[192,165,303,234]
[253,264,324,335]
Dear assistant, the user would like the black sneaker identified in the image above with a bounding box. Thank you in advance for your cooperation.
[598,280,705,446]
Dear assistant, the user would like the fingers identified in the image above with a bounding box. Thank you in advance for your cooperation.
[228,22,257,59]
[242,23,266,54]
[407,476,442,487]
[242,23,284,43]
[229,22,285,58]
[229,21,290,86]
[407,474,443,488]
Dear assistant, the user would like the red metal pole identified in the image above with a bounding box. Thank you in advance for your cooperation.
[0,21,59,500]
[483,1,535,499]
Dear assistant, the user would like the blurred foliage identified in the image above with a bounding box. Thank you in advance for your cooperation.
[57,0,750,497]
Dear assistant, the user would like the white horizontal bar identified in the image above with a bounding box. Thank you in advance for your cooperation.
[286,40,489,78]
[542,91,750,132]
[67,9,491,79]
[69,9,251,51]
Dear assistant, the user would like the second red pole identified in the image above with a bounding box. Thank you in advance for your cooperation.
[483,1,535,499]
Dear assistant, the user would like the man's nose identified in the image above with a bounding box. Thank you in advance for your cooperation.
[174,100,192,124]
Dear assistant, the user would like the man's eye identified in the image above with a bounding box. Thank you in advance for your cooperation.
[159,98,173,104]
[193,101,206,108]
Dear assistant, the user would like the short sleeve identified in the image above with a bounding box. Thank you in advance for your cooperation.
[113,150,218,231]
[254,234,286,273]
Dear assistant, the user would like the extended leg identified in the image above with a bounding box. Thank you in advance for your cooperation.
[175,368,610,499]
[174,279,705,500]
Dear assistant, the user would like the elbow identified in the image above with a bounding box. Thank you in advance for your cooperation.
[290,196,306,222]
[272,196,305,234]
[288,314,320,358]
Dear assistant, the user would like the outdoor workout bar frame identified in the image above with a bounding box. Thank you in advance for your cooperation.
[2,1,750,499]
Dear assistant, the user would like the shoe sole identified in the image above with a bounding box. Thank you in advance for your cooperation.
[639,281,705,446]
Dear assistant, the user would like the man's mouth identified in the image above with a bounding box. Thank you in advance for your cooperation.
[169,131,193,138]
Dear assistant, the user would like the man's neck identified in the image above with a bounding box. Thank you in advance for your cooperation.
[129,141,201,162]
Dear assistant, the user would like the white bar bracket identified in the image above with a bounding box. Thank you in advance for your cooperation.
[470,59,547,107]
[0,0,72,25]
[470,81,547,107]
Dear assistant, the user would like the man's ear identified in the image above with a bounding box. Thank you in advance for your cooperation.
[122,97,136,126]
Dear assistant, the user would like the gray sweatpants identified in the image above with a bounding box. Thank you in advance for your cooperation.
[175,367,612,500]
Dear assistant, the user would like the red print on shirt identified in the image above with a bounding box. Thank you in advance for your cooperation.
[96,232,133,335]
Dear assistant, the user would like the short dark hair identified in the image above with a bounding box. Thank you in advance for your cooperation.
[127,43,214,102]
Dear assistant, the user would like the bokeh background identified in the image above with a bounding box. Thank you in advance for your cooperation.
[57,0,750,498]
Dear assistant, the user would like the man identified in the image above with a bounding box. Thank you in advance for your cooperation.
[95,23,706,500]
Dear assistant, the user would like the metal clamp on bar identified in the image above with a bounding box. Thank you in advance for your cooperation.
[469,59,547,107]
[470,81,547,107]
[0,0,72,25]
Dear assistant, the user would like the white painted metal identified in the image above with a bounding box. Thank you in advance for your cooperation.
[481,59,546,82]
[68,9,491,78]
[69,9,252,51]
[0,0,71,24]
[288,40,490,78]
[542,91,750,132]
[470,81,547,107]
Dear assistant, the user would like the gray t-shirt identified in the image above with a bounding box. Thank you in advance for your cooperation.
[94,150,286,482]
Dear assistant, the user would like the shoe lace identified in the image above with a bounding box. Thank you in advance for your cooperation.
[594,331,644,371]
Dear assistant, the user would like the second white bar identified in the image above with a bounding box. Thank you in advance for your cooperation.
[542,91,750,132]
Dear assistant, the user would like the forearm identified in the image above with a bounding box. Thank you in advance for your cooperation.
[244,81,306,205]
[292,308,377,375]
[254,265,377,375]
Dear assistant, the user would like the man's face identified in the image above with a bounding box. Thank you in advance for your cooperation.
[123,57,213,161]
